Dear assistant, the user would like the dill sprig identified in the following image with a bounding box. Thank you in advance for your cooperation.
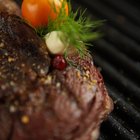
[37,0,103,57]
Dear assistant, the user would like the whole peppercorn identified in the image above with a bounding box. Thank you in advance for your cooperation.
[52,55,67,70]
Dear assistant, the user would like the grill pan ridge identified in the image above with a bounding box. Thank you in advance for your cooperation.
[14,0,140,139]
[74,0,140,139]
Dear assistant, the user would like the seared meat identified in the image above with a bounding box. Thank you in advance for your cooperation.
[0,12,113,140]
[0,12,50,105]
[0,0,21,16]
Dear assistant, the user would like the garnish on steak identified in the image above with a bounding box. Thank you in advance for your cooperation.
[0,0,113,140]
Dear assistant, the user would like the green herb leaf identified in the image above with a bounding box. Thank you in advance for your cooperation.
[37,0,103,57]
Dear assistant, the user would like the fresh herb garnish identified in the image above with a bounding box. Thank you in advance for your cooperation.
[37,0,103,57]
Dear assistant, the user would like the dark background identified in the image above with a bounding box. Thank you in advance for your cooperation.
[74,0,140,140]
[16,0,140,139]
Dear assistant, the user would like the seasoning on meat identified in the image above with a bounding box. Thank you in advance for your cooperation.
[0,12,113,140]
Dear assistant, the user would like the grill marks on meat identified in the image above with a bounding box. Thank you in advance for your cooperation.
[0,13,113,140]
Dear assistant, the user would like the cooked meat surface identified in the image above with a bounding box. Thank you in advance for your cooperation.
[0,12,113,140]
[0,0,21,16]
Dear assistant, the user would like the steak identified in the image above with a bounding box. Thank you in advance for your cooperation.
[0,0,21,16]
[0,12,113,140]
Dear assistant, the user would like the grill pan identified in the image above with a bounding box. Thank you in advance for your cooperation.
[74,0,140,139]
[15,0,140,139]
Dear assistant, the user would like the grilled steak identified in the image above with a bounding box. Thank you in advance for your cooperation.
[0,0,21,16]
[0,12,113,140]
